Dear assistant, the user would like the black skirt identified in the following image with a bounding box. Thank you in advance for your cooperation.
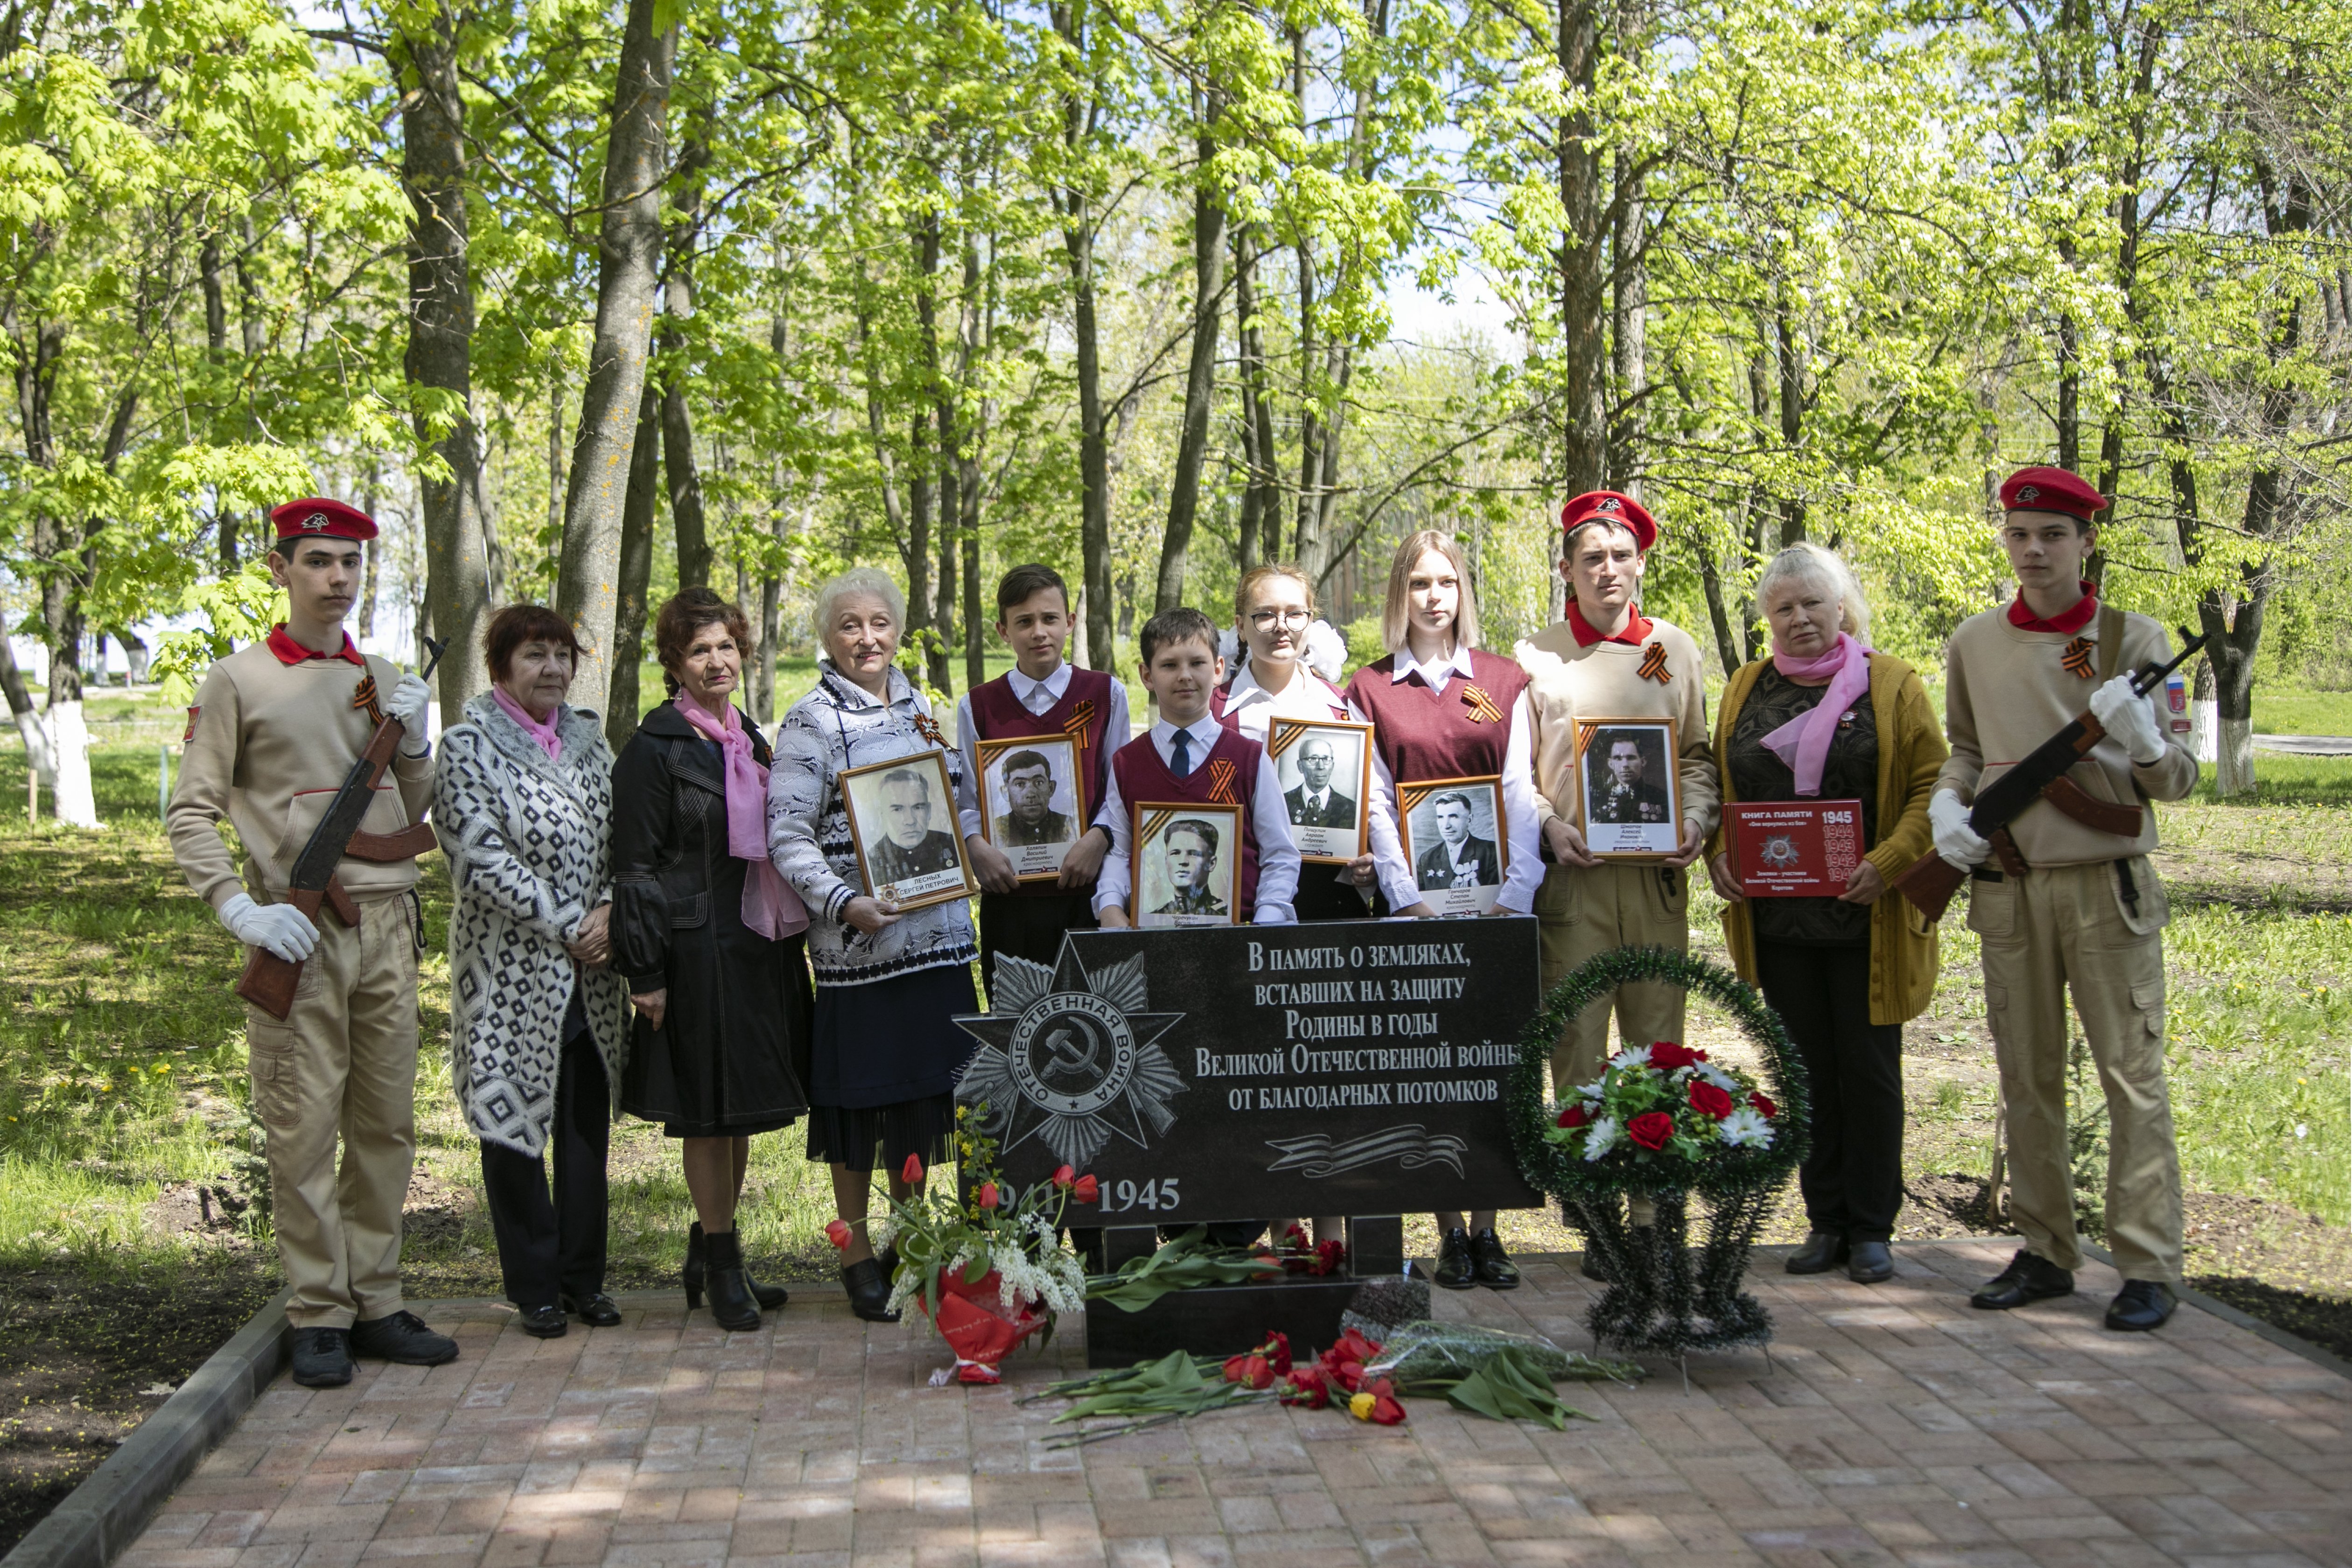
[805,963,979,1173]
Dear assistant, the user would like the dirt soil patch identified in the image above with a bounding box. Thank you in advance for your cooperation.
[0,1259,276,1559]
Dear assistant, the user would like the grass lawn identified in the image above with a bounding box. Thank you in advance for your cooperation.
[2256,686,2352,737]
[0,685,2344,1551]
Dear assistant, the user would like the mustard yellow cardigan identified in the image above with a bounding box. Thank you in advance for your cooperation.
[1707,651,1946,1027]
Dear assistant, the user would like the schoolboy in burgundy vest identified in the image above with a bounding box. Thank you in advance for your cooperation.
[955,565,1131,990]
[1094,606,1301,928]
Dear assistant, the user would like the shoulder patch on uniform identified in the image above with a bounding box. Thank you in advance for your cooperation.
[182,706,200,742]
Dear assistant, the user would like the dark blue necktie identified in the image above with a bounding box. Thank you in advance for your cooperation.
[1170,728,1193,777]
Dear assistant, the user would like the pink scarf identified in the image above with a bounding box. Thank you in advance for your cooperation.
[675,698,809,939]
[490,686,564,762]
[1759,632,1872,797]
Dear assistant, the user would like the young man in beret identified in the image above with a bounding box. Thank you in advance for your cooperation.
[167,498,456,1386]
[1933,466,2195,1331]
[1517,493,1720,1101]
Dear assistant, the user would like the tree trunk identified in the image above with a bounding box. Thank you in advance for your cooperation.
[199,232,242,574]
[554,0,672,721]
[0,632,50,786]
[1697,539,1739,678]
[1555,0,1606,497]
[1050,1,1115,669]
[605,380,661,756]
[358,464,380,638]
[1775,301,1805,545]
[1158,99,1225,612]
[396,11,495,716]
[662,120,711,591]
[960,234,988,693]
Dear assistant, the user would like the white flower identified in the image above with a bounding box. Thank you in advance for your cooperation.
[1718,1108,1773,1149]
[1693,1062,1739,1092]
[1582,1115,1620,1161]
[1612,1045,1652,1072]
[1575,1077,1610,1101]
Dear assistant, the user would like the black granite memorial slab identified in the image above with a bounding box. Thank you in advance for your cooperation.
[955,918,1545,1222]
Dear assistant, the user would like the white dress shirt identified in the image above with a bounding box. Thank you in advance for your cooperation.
[1357,642,1544,915]
[954,660,1133,840]
[1092,714,1301,923]
[1219,661,1367,905]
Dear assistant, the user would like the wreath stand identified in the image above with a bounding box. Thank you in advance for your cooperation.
[1507,945,1811,1383]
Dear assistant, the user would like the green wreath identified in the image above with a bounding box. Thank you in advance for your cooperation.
[1507,944,1811,1201]
[1506,945,1813,1358]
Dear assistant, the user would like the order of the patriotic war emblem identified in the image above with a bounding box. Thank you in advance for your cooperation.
[954,940,1186,1169]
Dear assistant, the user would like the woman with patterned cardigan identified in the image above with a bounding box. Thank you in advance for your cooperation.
[434,604,630,1339]
[767,567,980,1322]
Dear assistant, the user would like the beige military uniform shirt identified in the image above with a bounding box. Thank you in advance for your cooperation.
[1517,616,1721,842]
[167,641,434,910]
[1936,605,2196,867]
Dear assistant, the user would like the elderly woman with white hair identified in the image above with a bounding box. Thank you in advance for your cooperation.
[1704,543,1945,1286]
[767,567,978,1321]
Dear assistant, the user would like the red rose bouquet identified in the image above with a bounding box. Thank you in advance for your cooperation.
[1542,1040,1779,1168]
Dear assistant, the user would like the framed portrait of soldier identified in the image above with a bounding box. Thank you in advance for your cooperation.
[1574,718,1681,859]
[1130,803,1244,928]
[1267,717,1372,863]
[841,752,980,911]
[1398,777,1507,916]
[977,735,1085,882]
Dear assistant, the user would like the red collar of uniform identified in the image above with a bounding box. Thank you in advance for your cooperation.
[2006,583,2098,634]
[265,623,366,667]
[1568,600,1653,648]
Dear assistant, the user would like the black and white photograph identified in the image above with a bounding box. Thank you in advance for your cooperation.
[841,751,979,910]
[977,735,1085,881]
[1130,803,1245,927]
[1267,718,1372,862]
[1399,776,1507,916]
[1574,717,1681,858]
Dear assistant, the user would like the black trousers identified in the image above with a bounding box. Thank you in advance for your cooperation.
[979,889,1098,1004]
[1753,939,1904,1244]
[480,1014,611,1308]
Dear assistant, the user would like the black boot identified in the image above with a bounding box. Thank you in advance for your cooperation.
[699,1228,762,1331]
[1785,1232,1848,1274]
[689,1222,787,1312]
[1433,1228,1476,1289]
[841,1257,901,1323]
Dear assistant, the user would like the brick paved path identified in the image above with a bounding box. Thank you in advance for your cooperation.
[120,1240,2347,1568]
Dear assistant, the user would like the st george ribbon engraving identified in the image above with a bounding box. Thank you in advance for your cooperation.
[954,919,1544,1223]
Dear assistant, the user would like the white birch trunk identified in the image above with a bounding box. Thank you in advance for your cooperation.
[49,699,96,826]
[2215,715,2256,797]
[2190,698,2217,763]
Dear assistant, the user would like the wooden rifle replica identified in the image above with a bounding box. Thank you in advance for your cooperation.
[237,637,446,1021]
[1893,628,2207,924]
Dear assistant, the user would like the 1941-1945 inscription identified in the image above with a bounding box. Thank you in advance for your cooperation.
[953,918,1545,1221]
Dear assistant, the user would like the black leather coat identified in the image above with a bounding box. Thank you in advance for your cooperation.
[611,702,811,1136]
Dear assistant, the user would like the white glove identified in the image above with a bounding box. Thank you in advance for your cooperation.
[219,891,320,963]
[1929,789,1991,870]
[386,674,431,752]
[2089,674,2164,764]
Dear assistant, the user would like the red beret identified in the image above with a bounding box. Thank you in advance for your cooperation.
[1999,466,2107,522]
[269,497,378,544]
[1560,490,1657,551]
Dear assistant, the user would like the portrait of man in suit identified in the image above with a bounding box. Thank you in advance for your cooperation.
[868,765,964,883]
[1150,818,1228,918]
[992,749,1073,847]
[1587,729,1673,826]
[1414,790,1499,890]
[1284,736,1357,828]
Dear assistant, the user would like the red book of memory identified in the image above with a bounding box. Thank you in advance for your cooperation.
[1726,800,1864,896]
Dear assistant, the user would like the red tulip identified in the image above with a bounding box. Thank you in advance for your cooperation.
[1557,1104,1589,1128]
[1071,1174,1099,1203]
[1223,1352,1274,1389]
[1051,1164,1076,1188]
[976,1182,1000,1210]
[1279,1366,1330,1408]
[902,1152,924,1184]
[1361,1378,1407,1425]
[1750,1091,1778,1120]
[1687,1080,1736,1120]
[824,1219,853,1250]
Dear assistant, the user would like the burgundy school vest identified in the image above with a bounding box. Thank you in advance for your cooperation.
[968,667,1116,897]
[1111,728,1263,913]
[1344,649,1529,784]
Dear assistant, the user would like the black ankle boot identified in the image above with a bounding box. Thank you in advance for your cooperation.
[699,1228,762,1331]
[841,1257,901,1323]
[689,1222,787,1311]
